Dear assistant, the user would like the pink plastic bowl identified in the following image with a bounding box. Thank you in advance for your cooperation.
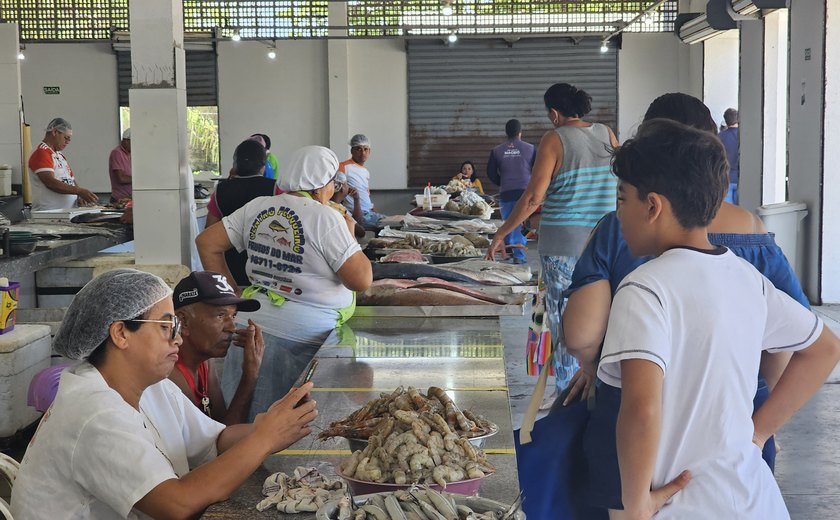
[336,467,486,496]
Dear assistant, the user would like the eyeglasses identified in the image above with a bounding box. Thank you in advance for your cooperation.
[126,315,182,341]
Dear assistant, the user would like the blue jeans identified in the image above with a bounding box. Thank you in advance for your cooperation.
[500,199,526,261]
[725,182,739,204]
[540,255,580,392]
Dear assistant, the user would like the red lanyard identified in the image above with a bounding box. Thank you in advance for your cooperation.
[174,360,211,416]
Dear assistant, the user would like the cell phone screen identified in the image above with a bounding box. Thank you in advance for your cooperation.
[293,359,318,407]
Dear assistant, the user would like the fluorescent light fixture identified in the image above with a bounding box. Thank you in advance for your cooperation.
[442,0,453,16]
[643,13,654,25]
[267,48,277,59]
[600,42,609,53]
[447,32,458,43]
[17,51,24,60]
[231,29,241,42]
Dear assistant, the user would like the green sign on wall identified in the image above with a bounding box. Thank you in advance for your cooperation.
[43,86,60,95]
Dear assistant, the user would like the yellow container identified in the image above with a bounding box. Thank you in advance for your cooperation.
[0,282,20,334]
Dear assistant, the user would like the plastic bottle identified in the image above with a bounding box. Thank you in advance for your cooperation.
[423,182,433,211]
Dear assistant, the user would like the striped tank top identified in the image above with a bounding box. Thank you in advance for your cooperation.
[539,123,617,257]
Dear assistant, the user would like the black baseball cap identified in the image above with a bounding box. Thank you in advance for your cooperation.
[173,271,261,312]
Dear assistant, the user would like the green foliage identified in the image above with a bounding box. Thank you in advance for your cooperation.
[187,107,220,175]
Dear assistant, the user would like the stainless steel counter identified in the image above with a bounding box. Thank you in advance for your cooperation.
[204,317,518,518]
[0,222,129,281]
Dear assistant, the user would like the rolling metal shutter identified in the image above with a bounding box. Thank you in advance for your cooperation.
[407,38,617,189]
[116,50,218,106]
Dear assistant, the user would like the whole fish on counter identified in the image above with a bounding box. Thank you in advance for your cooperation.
[371,260,530,286]
[359,278,508,306]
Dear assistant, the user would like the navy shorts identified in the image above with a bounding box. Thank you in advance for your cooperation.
[582,378,775,510]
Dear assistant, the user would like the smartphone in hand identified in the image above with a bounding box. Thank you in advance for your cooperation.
[292,359,318,408]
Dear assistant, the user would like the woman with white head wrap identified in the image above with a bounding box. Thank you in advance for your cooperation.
[11,269,317,519]
[198,145,373,421]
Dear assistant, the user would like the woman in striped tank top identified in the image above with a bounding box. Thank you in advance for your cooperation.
[487,83,619,399]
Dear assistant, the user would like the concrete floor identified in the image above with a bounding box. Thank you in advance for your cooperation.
[502,243,840,519]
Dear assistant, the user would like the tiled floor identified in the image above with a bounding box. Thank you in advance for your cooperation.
[502,245,840,519]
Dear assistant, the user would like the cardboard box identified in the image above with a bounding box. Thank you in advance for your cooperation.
[0,281,20,334]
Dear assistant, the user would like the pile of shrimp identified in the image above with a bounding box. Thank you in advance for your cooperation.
[327,488,523,520]
[319,386,497,441]
[339,408,496,488]
[255,467,347,513]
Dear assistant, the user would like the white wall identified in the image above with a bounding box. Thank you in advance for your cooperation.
[617,33,701,141]
[0,25,22,186]
[703,31,739,127]
[347,39,408,189]
[216,40,329,180]
[217,39,408,190]
[20,43,119,192]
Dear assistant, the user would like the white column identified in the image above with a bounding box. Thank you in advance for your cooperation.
[328,2,351,155]
[738,20,763,213]
[0,24,22,187]
[788,0,826,303]
[129,0,192,266]
[821,0,840,302]
[762,10,788,205]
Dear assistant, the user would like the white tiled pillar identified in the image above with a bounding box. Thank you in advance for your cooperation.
[129,0,192,266]
[820,0,840,302]
[328,2,351,155]
[0,24,22,186]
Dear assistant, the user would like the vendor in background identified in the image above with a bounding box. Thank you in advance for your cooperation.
[205,139,277,287]
[451,161,484,194]
[108,128,132,203]
[339,134,387,228]
[250,133,279,181]
[170,271,265,426]
[10,268,317,519]
[28,117,98,211]
[197,145,372,422]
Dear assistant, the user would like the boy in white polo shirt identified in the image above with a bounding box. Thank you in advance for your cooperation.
[598,118,840,520]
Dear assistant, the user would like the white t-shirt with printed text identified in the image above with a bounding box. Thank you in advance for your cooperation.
[11,363,225,519]
[223,193,361,309]
[598,247,822,520]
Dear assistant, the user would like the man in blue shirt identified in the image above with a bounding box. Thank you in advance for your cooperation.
[719,108,740,204]
[486,119,536,263]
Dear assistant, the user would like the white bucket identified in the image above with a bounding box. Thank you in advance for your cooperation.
[0,165,11,197]
[757,201,808,281]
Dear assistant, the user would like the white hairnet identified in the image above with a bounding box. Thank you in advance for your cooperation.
[53,269,172,360]
[278,145,339,192]
[349,134,370,147]
[46,117,72,133]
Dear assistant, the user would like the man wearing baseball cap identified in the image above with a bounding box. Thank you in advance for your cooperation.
[169,271,265,425]
[108,128,133,203]
[338,133,387,228]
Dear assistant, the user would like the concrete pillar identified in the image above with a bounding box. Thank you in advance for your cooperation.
[0,24,22,187]
[820,0,840,302]
[738,20,763,213]
[328,2,351,156]
[762,10,788,205]
[788,0,826,303]
[129,0,193,266]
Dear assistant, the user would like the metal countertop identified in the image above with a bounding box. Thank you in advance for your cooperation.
[204,317,519,518]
